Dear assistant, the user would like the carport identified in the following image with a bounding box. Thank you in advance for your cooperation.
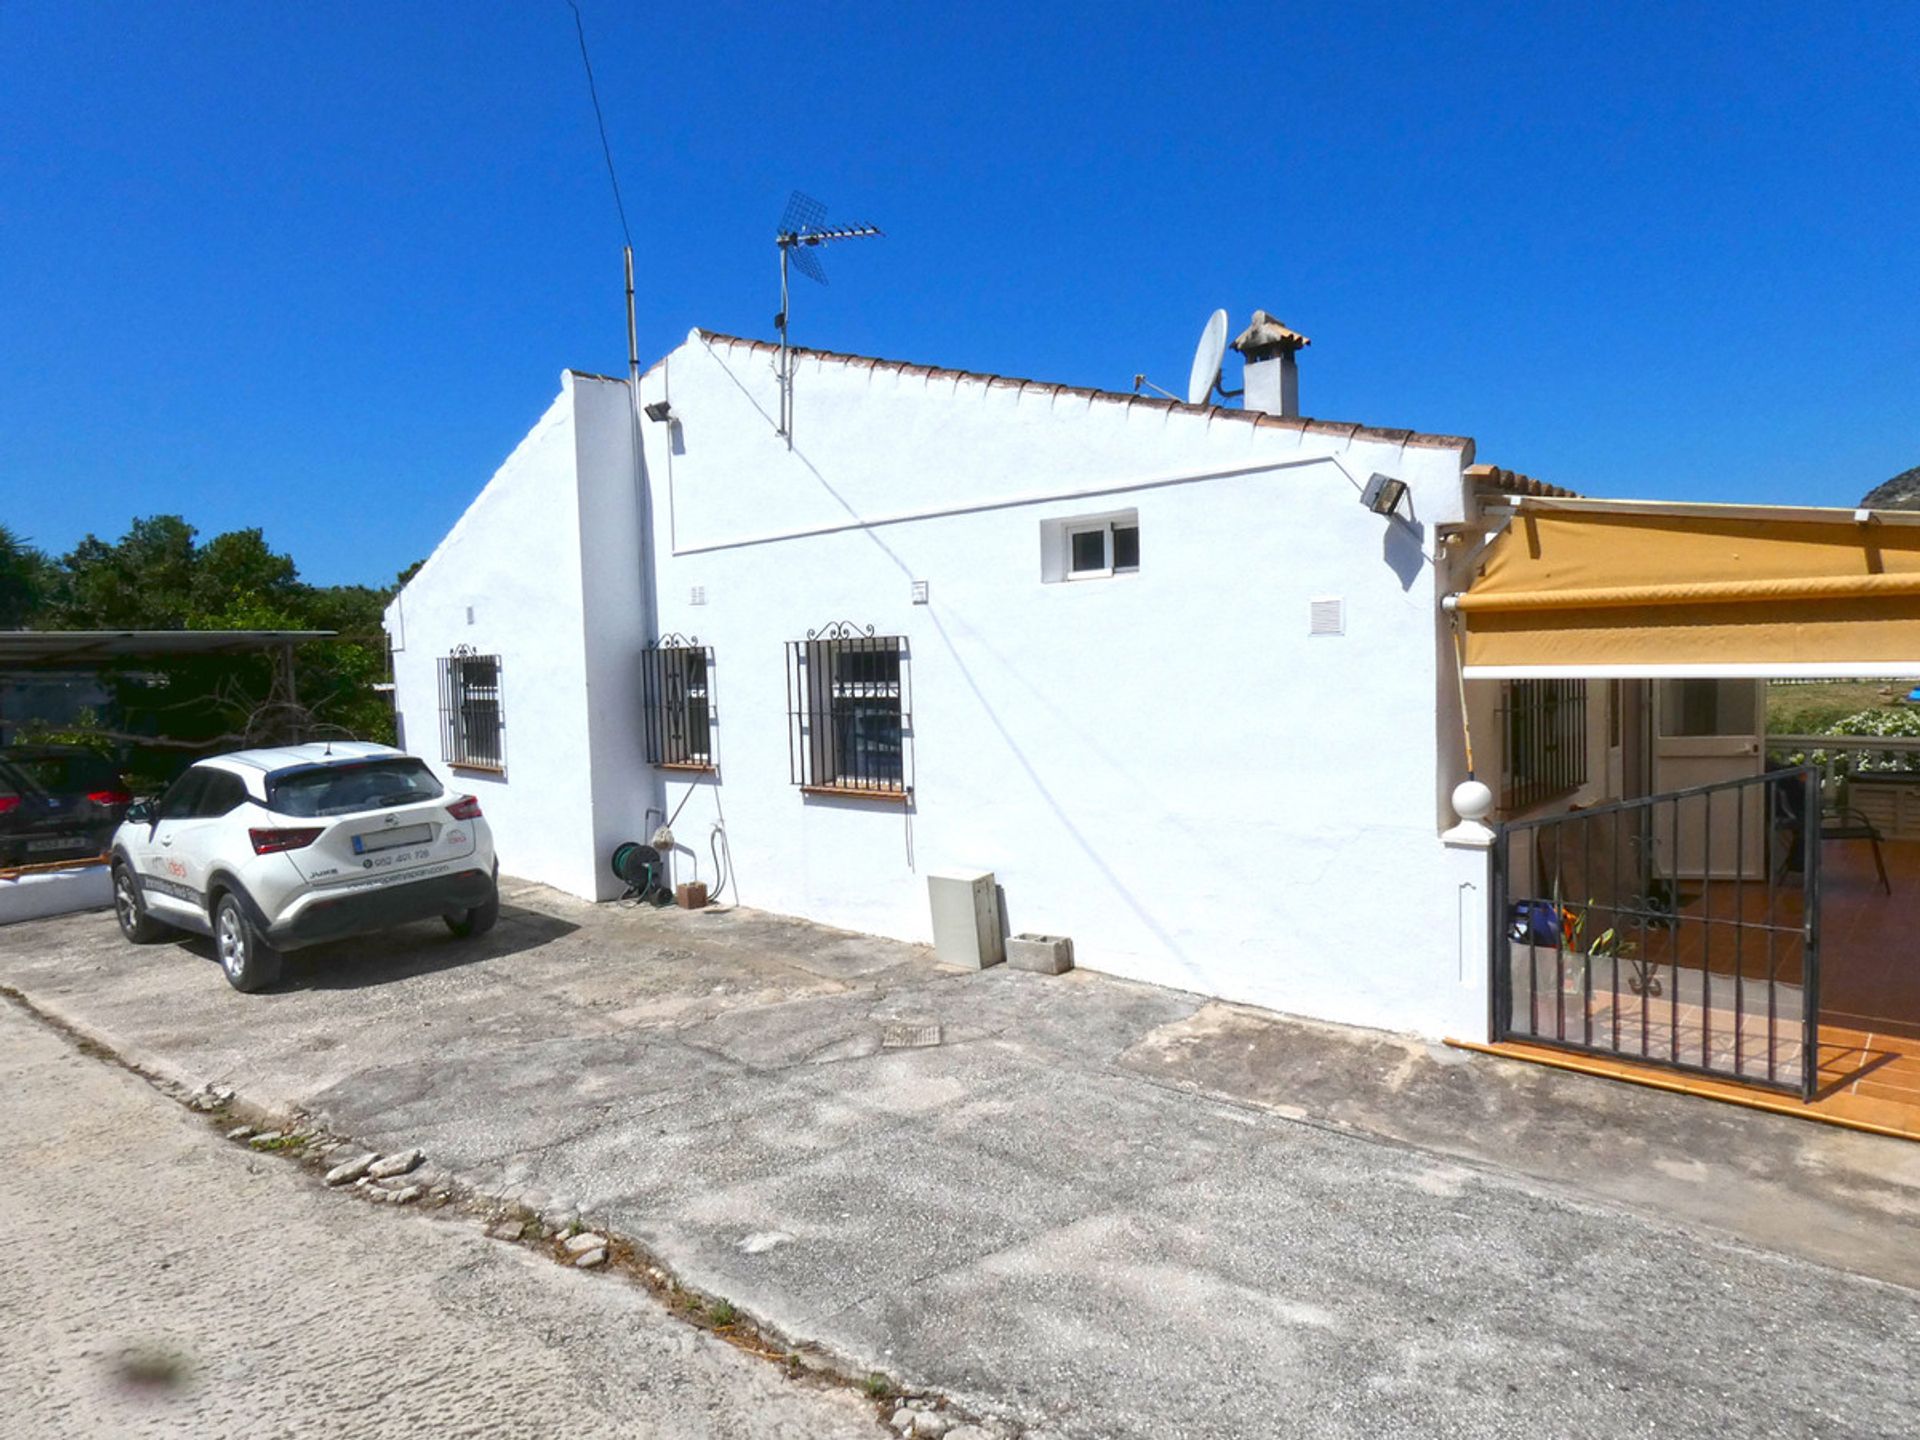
[1,630,333,914]
[1446,498,1920,1139]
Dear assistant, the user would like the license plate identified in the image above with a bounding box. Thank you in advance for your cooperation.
[352,823,434,855]
[27,837,84,852]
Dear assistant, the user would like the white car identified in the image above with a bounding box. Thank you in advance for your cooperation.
[109,742,498,992]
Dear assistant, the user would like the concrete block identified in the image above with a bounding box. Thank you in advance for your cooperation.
[926,870,1004,969]
[1007,933,1074,974]
[675,881,708,910]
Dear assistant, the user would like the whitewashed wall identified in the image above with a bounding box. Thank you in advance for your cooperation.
[579,331,1487,1038]
[385,374,634,901]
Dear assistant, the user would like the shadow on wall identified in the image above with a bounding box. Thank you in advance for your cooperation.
[1383,516,1427,593]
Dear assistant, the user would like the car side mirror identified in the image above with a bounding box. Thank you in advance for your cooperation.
[125,800,154,826]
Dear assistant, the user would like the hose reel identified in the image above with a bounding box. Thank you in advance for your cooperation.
[610,841,672,905]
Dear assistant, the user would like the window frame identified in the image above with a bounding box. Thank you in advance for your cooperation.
[1065,519,1141,580]
[641,636,717,771]
[438,650,505,773]
[1045,509,1140,583]
[785,623,912,799]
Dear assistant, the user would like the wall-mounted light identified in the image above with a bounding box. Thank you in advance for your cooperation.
[1361,472,1409,519]
[643,401,675,424]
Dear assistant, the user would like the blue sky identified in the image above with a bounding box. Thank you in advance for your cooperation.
[3,1,1916,586]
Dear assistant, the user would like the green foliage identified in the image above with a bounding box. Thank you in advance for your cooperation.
[0,524,50,627]
[11,515,396,782]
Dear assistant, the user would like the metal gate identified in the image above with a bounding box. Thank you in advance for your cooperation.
[1492,767,1821,1099]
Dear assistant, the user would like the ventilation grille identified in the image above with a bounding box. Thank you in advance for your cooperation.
[1308,597,1345,636]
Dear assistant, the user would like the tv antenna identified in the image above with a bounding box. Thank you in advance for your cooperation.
[774,190,881,445]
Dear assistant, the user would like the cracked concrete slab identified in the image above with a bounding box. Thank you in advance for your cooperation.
[2,884,1917,1438]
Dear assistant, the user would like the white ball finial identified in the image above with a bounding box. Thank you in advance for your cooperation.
[1452,779,1494,824]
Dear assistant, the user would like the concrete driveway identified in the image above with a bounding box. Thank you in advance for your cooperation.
[3,881,1917,1439]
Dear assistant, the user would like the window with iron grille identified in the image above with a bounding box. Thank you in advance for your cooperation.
[785,624,912,796]
[641,636,715,769]
[1500,678,1587,811]
[438,651,504,771]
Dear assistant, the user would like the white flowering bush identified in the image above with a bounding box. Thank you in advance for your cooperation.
[1775,706,1920,774]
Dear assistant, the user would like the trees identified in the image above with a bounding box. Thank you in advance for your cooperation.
[7,517,396,782]
[0,524,48,627]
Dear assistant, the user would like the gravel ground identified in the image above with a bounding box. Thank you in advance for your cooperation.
[0,999,885,1440]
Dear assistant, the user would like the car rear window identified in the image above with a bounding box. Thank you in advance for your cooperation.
[267,759,445,818]
[4,753,119,794]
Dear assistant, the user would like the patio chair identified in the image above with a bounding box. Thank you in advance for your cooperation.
[1769,771,1891,895]
[1822,777,1892,896]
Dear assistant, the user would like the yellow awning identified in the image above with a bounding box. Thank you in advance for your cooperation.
[1454,507,1920,676]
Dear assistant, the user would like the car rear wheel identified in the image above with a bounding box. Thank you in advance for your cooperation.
[112,862,170,944]
[444,885,499,939]
[214,892,283,992]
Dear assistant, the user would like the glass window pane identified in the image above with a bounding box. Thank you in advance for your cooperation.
[269,759,444,818]
[1112,525,1139,570]
[1661,679,1757,737]
[1070,529,1107,573]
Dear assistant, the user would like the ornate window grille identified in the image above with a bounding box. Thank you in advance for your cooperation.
[1501,678,1587,811]
[438,648,504,771]
[641,635,716,769]
[785,623,912,796]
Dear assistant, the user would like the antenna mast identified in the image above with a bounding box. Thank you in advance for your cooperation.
[773,190,881,447]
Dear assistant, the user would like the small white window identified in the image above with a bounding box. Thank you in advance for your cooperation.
[1045,510,1140,583]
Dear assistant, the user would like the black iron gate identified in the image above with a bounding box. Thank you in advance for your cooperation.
[1492,767,1821,1099]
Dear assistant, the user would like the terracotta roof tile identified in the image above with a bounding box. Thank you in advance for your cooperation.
[1467,463,1580,499]
[692,331,1474,453]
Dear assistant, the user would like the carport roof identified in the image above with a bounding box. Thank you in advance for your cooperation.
[0,630,334,668]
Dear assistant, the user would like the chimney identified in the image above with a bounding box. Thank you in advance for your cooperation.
[1231,311,1311,419]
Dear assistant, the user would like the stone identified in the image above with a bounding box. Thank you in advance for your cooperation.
[572,1247,607,1269]
[324,1153,378,1187]
[891,1409,916,1434]
[485,1220,524,1241]
[366,1149,422,1180]
[564,1231,607,1256]
[912,1414,953,1439]
[945,1428,991,1440]
[383,1185,423,1205]
[1005,933,1074,975]
[225,1125,254,1142]
[248,1131,286,1147]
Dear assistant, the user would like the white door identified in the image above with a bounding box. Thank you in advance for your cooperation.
[1652,678,1765,878]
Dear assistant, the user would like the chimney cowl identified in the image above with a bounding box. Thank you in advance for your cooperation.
[1231,310,1311,363]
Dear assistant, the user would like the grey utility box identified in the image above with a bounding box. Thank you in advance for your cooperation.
[1007,933,1074,974]
[927,870,1004,970]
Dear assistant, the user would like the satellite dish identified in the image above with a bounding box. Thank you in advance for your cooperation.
[1186,309,1230,405]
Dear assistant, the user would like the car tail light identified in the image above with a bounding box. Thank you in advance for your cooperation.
[447,795,483,821]
[88,789,134,806]
[0,796,18,815]
[249,826,324,855]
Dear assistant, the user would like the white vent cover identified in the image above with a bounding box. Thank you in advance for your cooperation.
[690,585,707,606]
[1308,596,1345,636]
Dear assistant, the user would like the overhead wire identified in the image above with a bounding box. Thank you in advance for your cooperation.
[566,0,632,250]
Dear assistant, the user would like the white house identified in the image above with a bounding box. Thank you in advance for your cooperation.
[387,315,1920,1092]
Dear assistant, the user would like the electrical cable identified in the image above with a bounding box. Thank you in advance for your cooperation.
[709,822,733,904]
[566,1,632,251]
